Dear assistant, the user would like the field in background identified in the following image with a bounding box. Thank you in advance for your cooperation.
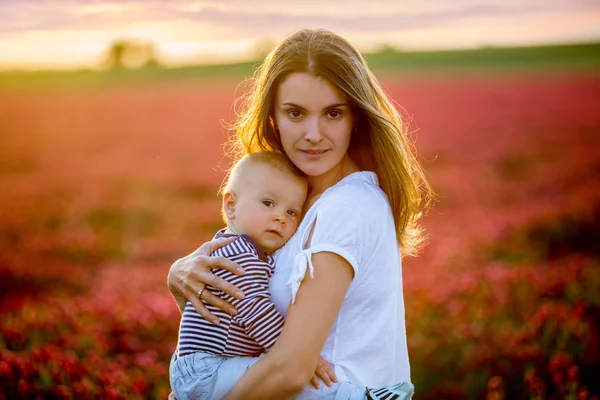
[1,42,599,88]
[1,45,599,399]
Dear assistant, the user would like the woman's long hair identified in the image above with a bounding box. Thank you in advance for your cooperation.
[229,28,433,257]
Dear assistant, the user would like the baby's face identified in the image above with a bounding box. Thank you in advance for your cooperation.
[227,163,307,253]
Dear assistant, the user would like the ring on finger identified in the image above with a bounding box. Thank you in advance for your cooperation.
[197,287,205,299]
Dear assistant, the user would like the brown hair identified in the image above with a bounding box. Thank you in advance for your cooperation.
[229,28,432,257]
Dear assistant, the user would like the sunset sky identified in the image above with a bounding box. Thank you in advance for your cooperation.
[1,0,599,71]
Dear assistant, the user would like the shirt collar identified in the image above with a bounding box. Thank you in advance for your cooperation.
[334,171,379,188]
[215,229,269,262]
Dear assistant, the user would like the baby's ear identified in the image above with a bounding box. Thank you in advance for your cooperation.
[223,192,237,219]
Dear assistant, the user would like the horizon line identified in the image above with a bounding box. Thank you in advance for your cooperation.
[1,38,599,74]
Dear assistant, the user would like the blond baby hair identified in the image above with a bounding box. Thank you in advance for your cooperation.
[220,151,305,224]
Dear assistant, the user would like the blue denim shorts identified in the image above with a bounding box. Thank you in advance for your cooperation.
[169,351,410,400]
[170,352,260,400]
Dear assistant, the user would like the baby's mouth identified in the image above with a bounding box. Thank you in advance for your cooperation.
[266,229,282,238]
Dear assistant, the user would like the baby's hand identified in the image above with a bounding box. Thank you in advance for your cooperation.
[310,356,338,389]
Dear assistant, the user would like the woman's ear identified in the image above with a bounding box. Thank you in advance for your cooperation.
[223,192,237,219]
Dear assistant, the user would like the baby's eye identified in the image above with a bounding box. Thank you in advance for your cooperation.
[287,210,298,218]
[262,200,274,207]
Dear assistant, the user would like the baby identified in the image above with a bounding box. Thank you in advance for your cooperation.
[171,151,314,399]
[170,151,413,400]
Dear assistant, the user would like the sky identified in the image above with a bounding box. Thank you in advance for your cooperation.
[1,0,599,71]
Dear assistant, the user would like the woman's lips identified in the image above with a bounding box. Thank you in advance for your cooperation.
[299,149,329,158]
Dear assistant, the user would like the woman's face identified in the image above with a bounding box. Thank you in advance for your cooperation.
[274,72,354,177]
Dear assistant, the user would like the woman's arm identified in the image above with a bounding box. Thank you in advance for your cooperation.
[168,236,246,324]
[223,251,354,400]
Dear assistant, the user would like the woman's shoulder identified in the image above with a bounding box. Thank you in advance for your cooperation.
[321,171,389,212]
[306,172,395,270]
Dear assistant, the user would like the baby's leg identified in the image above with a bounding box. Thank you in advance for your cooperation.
[210,355,261,399]
[169,352,260,400]
[170,352,222,400]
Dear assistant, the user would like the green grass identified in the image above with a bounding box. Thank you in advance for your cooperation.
[1,41,598,89]
[365,42,600,72]
[0,61,261,90]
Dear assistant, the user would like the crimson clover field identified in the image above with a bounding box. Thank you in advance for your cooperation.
[1,68,599,399]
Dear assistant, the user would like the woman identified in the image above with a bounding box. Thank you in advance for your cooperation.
[168,28,432,399]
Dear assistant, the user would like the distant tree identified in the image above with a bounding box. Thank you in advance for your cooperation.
[374,42,401,55]
[102,39,161,70]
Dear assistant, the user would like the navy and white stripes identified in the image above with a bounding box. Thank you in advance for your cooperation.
[177,234,285,358]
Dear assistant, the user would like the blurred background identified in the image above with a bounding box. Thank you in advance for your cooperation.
[1,1,599,399]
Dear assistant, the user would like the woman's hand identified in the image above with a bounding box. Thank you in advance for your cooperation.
[168,236,246,325]
[310,357,338,389]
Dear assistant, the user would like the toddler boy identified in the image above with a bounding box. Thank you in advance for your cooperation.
[170,151,308,399]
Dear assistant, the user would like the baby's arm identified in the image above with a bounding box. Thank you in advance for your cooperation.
[228,255,284,350]
[233,280,285,350]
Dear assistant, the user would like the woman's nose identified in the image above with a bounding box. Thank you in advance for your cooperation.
[304,119,323,143]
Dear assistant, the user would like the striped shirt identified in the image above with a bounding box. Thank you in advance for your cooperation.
[177,231,285,358]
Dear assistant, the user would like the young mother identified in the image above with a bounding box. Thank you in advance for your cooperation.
[168,28,431,399]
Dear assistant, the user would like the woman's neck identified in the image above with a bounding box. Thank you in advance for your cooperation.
[305,155,359,205]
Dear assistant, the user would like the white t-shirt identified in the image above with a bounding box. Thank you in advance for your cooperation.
[271,171,410,388]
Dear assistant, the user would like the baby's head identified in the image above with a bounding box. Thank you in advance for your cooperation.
[221,151,307,253]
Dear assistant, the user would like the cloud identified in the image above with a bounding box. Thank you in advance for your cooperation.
[2,0,599,38]
[163,1,600,40]
[2,0,599,69]
[185,4,529,34]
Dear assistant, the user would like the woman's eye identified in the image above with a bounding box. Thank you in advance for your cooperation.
[262,200,274,207]
[327,110,342,119]
[288,110,302,119]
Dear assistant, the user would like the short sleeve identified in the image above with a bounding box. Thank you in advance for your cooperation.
[287,185,385,303]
